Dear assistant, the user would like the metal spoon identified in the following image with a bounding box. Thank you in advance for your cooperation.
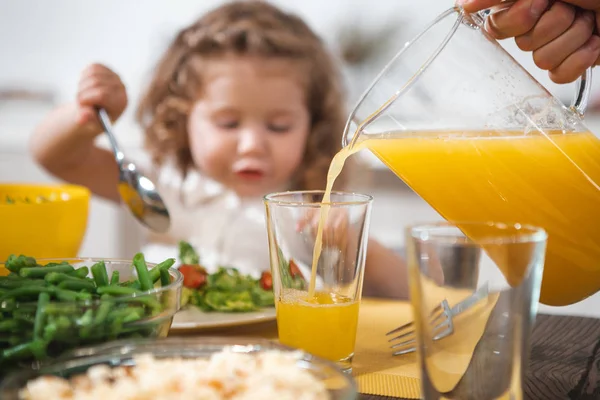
[96,108,171,233]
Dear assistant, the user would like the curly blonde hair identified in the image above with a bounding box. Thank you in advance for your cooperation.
[136,0,349,190]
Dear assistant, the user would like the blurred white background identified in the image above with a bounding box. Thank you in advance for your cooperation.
[1,0,600,316]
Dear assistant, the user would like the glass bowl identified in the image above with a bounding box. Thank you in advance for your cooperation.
[0,337,358,400]
[0,258,183,375]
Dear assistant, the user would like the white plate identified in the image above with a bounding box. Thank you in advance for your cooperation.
[170,306,277,332]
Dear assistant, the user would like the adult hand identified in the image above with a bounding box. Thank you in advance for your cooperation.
[457,0,600,83]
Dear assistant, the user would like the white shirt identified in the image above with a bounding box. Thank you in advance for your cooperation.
[136,156,277,278]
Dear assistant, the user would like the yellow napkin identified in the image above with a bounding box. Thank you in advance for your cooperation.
[352,299,421,398]
[353,291,498,399]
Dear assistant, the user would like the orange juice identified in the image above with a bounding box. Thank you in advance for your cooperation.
[276,289,360,366]
[367,131,600,306]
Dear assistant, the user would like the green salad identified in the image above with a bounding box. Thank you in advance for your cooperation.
[177,241,276,312]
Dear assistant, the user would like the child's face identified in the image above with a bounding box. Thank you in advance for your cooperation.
[188,55,311,197]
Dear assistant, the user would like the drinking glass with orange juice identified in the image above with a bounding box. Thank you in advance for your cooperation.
[339,5,598,307]
[264,191,372,372]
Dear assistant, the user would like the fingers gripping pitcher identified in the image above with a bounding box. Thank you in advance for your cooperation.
[344,5,597,307]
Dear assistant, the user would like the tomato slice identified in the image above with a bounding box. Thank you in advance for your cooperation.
[289,259,303,279]
[178,264,207,289]
[260,271,273,290]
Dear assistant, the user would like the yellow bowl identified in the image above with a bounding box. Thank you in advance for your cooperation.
[0,183,90,262]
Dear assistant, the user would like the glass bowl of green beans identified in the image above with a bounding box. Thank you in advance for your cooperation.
[0,253,183,375]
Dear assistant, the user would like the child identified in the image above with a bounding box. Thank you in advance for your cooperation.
[30,1,408,299]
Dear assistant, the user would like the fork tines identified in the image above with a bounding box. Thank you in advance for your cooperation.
[385,300,453,356]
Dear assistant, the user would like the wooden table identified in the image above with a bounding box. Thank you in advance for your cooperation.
[360,314,600,400]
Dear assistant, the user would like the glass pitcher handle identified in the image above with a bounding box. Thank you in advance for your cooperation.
[476,2,593,117]
[572,68,592,116]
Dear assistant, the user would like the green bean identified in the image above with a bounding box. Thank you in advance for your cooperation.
[157,258,176,269]
[133,253,153,291]
[50,315,73,338]
[58,280,96,292]
[120,280,141,290]
[97,286,141,296]
[75,309,94,339]
[110,317,124,337]
[33,293,49,340]
[19,264,74,279]
[0,279,46,289]
[45,272,84,285]
[0,286,52,301]
[110,271,120,285]
[2,340,47,362]
[5,255,37,274]
[115,305,144,315]
[43,262,72,269]
[91,261,109,287]
[0,335,22,345]
[0,280,29,290]
[0,299,16,313]
[108,306,144,322]
[42,323,57,341]
[31,340,48,359]
[44,272,63,285]
[69,266,90,279]
[53,288,92,302]
[149,258,175,283]
[125,309,144,323]
[42,302,78,316]
[126,295,162,314]
[0,320,20,332]
[160,268,171,287]
[44,314,74,341]
[8,336,22,346]
[93,301,112,326]
[13,310,36,325]
[76,309,94,327]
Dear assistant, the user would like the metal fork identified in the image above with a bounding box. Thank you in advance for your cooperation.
[386,284,489,356]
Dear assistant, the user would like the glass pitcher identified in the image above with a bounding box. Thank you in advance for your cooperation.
[343,5,597,307]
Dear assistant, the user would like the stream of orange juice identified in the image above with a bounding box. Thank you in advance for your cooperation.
[307,144,364,297]
[367,130,600,306]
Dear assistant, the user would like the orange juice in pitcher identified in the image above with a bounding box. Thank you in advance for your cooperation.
[341,5,599,306]
[366,131,600,306]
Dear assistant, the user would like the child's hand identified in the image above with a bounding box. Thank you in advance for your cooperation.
[458,0,600,84]
[296,208,350,248]
[76,64,128,127]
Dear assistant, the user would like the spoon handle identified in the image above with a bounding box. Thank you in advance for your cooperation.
[96,108,125,164]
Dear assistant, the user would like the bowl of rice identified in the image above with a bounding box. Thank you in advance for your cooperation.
[0,337,358,400]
